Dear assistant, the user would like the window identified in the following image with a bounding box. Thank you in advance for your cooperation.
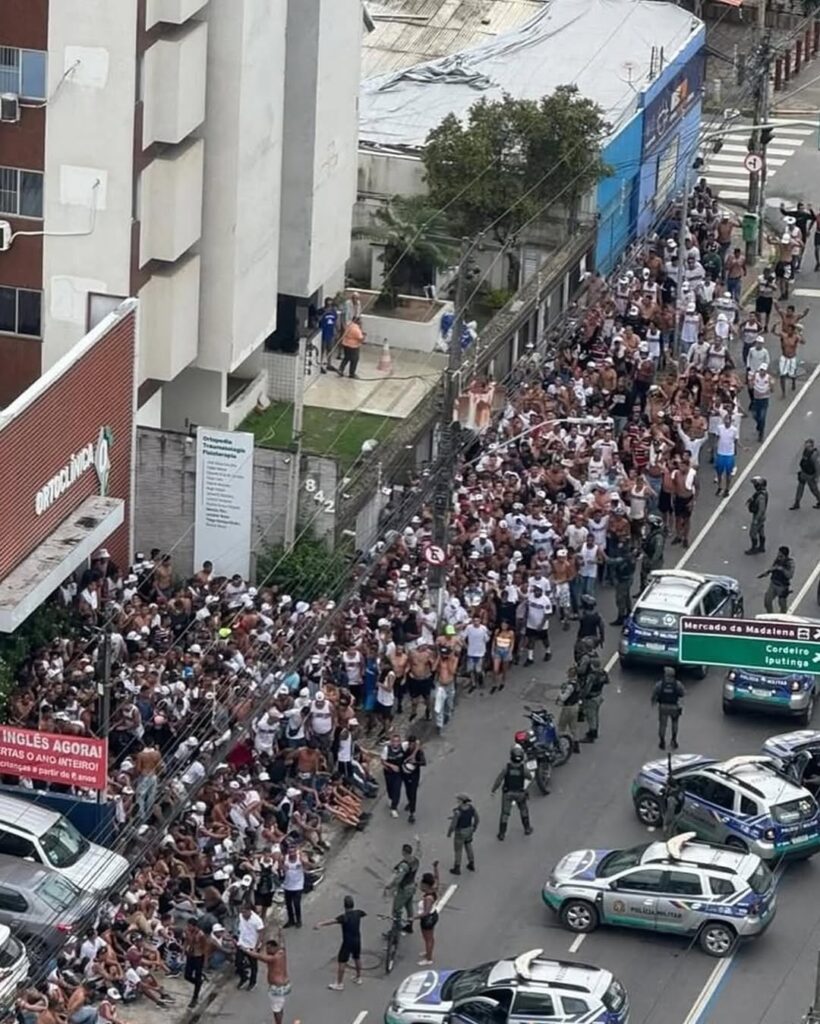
[0,47,47,100]
[684,775,734,810]
[665,870,703,896]
[561,997,590,1015]
[0,167,43,218]
[36,873,82,913]
[0,286,42,336]
[511,991,556,1016]
[449,1001,507,1024]
[0,889,26,914]
[740,795,760,817]
[0,831,39,860]
[41,817,88,869]
[616,868,664,893]
[702,586,727,616]
[709,876,736,897]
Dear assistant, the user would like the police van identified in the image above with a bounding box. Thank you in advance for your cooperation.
[722,614,820,724]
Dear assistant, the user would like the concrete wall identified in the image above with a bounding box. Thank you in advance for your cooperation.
[41,0,138,369]
[278,0,361,298]
[134,427,337,578]
[359,293,453,353]
[358,148,427,199]
[196,0,286,374]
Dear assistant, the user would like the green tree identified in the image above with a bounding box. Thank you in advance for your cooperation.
[421,88,610,290]
[255,536,353,602]
[356,194,455,308]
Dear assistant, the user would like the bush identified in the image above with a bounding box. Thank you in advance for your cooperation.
[255,537,354,602]
[483,287,514,311]
[0,600,72,720]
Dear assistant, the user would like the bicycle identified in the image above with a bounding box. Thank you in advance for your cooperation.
[377,911,406,975]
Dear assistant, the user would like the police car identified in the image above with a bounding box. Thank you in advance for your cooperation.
[384,949,629,1024]
[761,730,820,793]
[632,753,820,860]
[722,615,820,723]
[542,832,776,957]
[618,570,744,676]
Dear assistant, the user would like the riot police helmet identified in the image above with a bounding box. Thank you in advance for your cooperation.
[580,594,597,610]
[510,744,525,763]
[647,513,663,528]
[752,476,766,489]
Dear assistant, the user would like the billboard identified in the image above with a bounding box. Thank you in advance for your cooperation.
[194,427,255,579]
[642,50,705,155]
[0,726,108,791]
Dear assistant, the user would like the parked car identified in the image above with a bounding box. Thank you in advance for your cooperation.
[0,855,96,964]
[619,570,743,677]
[0,923,31,1009]
[0,794,128,895]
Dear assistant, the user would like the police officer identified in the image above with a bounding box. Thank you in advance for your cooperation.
[446,793,479,874]
[759,545,795,612]
[580,656,609,742]
[651,666,685,750]
[745,476,768,555]
[609,542,636,626]
[558,666,583,754]
[574,595,604,661]
[491,745,533,841]
[660,772,686,839]
[385,842,419,931]
[639,514,665,592]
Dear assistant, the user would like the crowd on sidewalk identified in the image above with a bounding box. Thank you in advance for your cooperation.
[8,182,811,1020]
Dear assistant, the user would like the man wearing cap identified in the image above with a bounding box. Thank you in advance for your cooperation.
[447,794,479,874]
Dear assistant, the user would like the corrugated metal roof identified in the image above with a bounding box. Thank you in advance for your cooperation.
[362,0,546,78]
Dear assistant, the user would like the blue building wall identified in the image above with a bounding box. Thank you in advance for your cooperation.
[595,111,643,274]
[636,28,707,238]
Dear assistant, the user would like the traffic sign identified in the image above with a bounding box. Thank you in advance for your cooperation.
[679,616,820,673]
[424,544,446,566]
[744,152,764,173]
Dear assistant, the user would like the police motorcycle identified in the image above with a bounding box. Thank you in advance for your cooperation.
[514,705,573,794]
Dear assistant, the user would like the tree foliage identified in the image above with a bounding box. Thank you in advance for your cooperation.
[421,87,610,288]
[255,536,353,603]
[356,194,455,307]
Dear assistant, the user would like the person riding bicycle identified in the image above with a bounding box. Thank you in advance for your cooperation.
[385,841,420,933]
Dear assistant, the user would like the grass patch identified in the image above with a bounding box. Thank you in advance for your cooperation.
[242,402,398,470]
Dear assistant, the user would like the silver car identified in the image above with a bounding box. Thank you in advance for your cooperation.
[543,833,776,957]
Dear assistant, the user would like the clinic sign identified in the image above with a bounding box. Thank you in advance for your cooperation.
[193,427,254,579]
[0,726,108,790]
[34,425,113,516]
[679,616,820,673]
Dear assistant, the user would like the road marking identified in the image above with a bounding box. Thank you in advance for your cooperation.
[793,288,820,298]
[434,884,457,913]
[789,558,820,613]
[352,1013,369,1024]
[606,358,820,674]
[568,934,586,953]
[681,959,732,1024]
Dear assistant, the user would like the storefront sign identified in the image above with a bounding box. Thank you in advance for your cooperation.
[34,425,113,516]
[0,726,108,790]
[642,50,705,154]
[194,427,254,579]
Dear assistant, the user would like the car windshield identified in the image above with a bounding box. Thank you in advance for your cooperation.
[441,963,495,1003]
[772,795,817,825]
[748,862,773,894]
[40,818,89,869]
[597,844,650,878]
[0,933,22,969]
[36,872,83,912]
[634,610,680,631]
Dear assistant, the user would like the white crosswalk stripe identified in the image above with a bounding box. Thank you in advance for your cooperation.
[698,118,810,202]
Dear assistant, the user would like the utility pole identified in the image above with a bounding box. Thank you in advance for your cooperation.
[284,331,307,551]
[746,0,771,263]
[430,236,471,611]
[806,950,820,1023]
[97,622,112,806]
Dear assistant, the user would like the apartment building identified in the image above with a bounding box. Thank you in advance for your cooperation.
[0,0,361,427]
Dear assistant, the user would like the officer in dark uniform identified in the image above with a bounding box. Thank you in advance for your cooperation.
[580,656,609,742]
[759,545,795,612]
[446,793,479,874]
[574,595,604,661]
[385,842,420,931]
[745,476,768,555]
[660,771,686,838]
[609,542,636,626]
[491,745,533,841]
[639,514,665,592]
[651,667,685,750]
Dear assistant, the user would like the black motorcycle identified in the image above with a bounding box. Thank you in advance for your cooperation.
[514,705,573,794]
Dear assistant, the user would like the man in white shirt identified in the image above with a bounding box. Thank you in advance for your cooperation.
[524,585,552,664]
[751,366,774,441]
[463,615,490,691]
[236,903,264,990]
[714,413,738,497]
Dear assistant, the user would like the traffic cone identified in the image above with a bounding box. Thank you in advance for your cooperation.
[377,340,393,373]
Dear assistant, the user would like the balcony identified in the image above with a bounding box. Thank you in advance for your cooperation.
[139,138,204,265]
[145,0,208,29]
[142,20,208,147]
[138,253,201,382]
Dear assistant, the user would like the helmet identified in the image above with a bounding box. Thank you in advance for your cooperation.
[510,744,525,763]
[647,514,663,528]
[752,476,767,489]
[580,594,597,609]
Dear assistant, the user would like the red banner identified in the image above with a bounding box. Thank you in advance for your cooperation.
[0,727,108,791]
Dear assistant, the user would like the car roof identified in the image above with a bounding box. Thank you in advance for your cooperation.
[0,853,56,888]
[489,951,610,995]
[0,794,60,837]
[704,757,809,803]
[642,836,755,876]
[638,571,738,613]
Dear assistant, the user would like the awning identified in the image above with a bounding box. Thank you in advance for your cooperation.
[0,495,124,633]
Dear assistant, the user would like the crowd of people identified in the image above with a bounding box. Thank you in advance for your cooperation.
[6,182,808,1021]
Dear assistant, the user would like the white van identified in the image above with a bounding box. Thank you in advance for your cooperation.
[0,794,128,895]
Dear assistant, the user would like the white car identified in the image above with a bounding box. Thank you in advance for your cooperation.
[0,924,31,1011]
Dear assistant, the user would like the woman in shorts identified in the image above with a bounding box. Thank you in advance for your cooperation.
[490,622,515,694]
[416,861,440,966]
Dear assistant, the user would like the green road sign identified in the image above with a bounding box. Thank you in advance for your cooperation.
[679,616,820,673]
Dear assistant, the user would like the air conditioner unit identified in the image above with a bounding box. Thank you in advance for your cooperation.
[0,221,11,252]
[0,93,20,123]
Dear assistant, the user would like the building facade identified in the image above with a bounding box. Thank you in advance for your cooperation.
[0,0,361,426]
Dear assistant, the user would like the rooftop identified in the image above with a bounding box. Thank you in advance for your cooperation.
[360,0,702,149]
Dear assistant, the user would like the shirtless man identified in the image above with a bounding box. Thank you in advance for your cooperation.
[773,321,805,397]
[407,644,435,723]
[135,741,162,823]
[388,642,409,715]
[153,554,174,598]
[433,642,459,734]
[247,933,290,1024]
[671,453,697,547]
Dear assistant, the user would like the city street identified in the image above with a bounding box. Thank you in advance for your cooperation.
[204,287,820,1024]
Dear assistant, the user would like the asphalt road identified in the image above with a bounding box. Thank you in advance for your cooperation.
[205,284,820,1024]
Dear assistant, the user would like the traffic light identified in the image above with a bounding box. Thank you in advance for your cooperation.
[761,127,775,147]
